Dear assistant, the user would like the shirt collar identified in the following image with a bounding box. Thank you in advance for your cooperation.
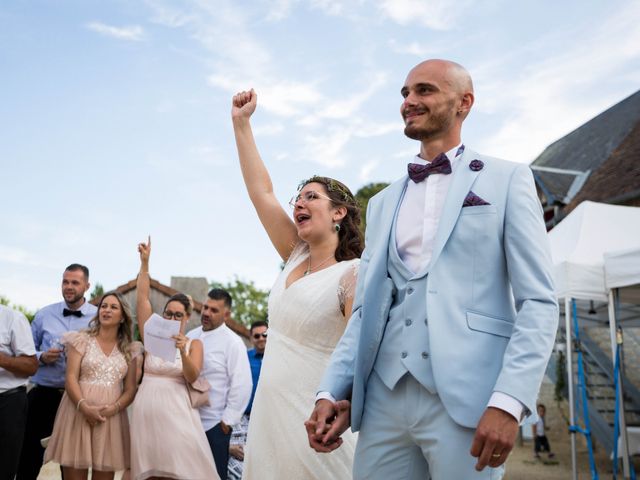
[411,142,463,166]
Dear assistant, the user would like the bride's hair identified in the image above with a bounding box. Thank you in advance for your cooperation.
[298,176,363,261]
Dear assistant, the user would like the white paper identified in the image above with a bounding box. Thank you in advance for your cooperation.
[144,313,180,362]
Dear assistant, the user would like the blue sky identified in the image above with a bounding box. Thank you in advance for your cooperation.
[1,0,639,310]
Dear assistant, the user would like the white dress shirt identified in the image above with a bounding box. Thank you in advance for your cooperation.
[398,144,524,422]
[0,305,36,392]
[187,323,252,430]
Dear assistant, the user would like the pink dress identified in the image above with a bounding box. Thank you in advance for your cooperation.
[44,331,141,471]
[130,344,219,480]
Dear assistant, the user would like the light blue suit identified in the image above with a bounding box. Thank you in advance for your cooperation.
[318,148,558,478]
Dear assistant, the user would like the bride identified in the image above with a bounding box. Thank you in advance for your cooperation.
[232,89,363,479]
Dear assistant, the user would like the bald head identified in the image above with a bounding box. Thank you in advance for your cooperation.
[411,59,473,96]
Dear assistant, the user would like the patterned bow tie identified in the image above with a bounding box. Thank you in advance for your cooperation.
[407,152,452,183]
[63,308,83,318]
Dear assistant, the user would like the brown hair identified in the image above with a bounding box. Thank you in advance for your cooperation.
[87,291,134,362]
[164,293,193,317]
[298,176,363,261]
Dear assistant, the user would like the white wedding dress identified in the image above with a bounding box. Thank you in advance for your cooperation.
[242,243,359,480]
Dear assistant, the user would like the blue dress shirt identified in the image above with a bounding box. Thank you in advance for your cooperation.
[30,300,96,388]
[245,348,263,414]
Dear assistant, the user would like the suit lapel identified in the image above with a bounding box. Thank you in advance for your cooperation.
[363,176,406,304]
[430,149,481,267]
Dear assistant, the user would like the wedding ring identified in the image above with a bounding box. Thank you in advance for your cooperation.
[491,453,501,458]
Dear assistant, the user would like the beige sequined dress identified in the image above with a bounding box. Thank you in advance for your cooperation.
[44,331,141,471]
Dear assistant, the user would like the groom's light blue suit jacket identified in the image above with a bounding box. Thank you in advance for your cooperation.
[318,148,558,430]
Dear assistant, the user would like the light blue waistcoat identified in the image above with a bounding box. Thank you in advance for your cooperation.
[373,202,436,393]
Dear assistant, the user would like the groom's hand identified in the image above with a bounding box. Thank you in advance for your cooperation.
[305,399,349,453]
[470,407,518,471]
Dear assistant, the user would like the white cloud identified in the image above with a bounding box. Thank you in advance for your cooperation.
[388,39,440,57]
[253,122,285,136]
[317,72,388,120]
[265,0,298,21]
[471,4,640,163]
[86,22,146,41]
[377,0,473,30]
[358,159,379,182]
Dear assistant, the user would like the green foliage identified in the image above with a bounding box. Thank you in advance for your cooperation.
[0,295,36,322]
[210,277,269,327]
[90,283,105,301]
[355,182,389,233]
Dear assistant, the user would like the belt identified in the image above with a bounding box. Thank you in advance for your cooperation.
[34,385,66,394]
[0,385,27,397]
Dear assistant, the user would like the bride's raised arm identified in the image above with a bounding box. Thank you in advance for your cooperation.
[232,89,298,261]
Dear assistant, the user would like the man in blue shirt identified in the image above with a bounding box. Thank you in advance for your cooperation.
[17,264,97,480]
[228,320,267,480]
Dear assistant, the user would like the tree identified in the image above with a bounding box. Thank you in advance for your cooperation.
[90,283,105,301]
[210,277,269,327]
[0,295,36,322]
[355,182,389,233]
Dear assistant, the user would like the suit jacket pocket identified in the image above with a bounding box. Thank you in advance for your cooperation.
[460,205,497,215]
[466,311,513,338]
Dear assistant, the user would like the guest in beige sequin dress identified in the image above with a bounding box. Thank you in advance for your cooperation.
[44,292,141,480]
[130,238,218,480]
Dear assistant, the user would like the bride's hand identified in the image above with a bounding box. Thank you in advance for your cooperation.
[232,89,257,120]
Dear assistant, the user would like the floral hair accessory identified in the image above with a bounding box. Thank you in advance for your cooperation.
[469,159,484,172]
[298,175,355,204]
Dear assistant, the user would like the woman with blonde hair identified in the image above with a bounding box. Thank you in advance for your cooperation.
[44,291,141,480]
[129,237,218,480]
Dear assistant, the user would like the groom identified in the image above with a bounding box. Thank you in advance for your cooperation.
[306,59,558,479]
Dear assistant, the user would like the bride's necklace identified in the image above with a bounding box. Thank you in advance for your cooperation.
[304,253,335,276]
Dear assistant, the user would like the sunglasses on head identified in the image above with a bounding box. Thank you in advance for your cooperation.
[252,332,268,339]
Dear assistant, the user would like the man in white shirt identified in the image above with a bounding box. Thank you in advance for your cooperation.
[307,59,557,479]
[187,288,252,480]
[0,305,38,480]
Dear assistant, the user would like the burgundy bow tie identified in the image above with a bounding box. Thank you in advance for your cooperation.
[407,153,452,183]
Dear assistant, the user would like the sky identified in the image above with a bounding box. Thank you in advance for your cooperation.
[1,0,639,311]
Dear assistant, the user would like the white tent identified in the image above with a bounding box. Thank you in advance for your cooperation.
[548,201,640,479]
[549,201,640,302]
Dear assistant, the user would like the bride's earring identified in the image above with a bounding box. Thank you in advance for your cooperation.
[334,223,341,233]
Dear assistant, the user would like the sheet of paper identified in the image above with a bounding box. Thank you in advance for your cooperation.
[143,313,180,362]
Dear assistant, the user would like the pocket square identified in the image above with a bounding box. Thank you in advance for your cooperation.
[462,191,490,207]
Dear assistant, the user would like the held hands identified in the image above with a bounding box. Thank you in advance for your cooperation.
[231,89,257,120]
[470,407,519,471]
[79,403,107,427]
[305,399,351,453]
[138,235,151,264]
[229,444,244,461]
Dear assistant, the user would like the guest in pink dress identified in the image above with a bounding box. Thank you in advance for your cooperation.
[44,292,142,480]
[130,237,218,480]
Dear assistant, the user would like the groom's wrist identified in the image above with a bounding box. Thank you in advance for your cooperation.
[316,391,336,404]
[487,392,524,422]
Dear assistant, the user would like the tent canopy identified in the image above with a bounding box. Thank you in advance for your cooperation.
[548,201,640,301]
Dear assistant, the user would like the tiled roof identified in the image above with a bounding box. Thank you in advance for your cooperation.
[532,90,640,204]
